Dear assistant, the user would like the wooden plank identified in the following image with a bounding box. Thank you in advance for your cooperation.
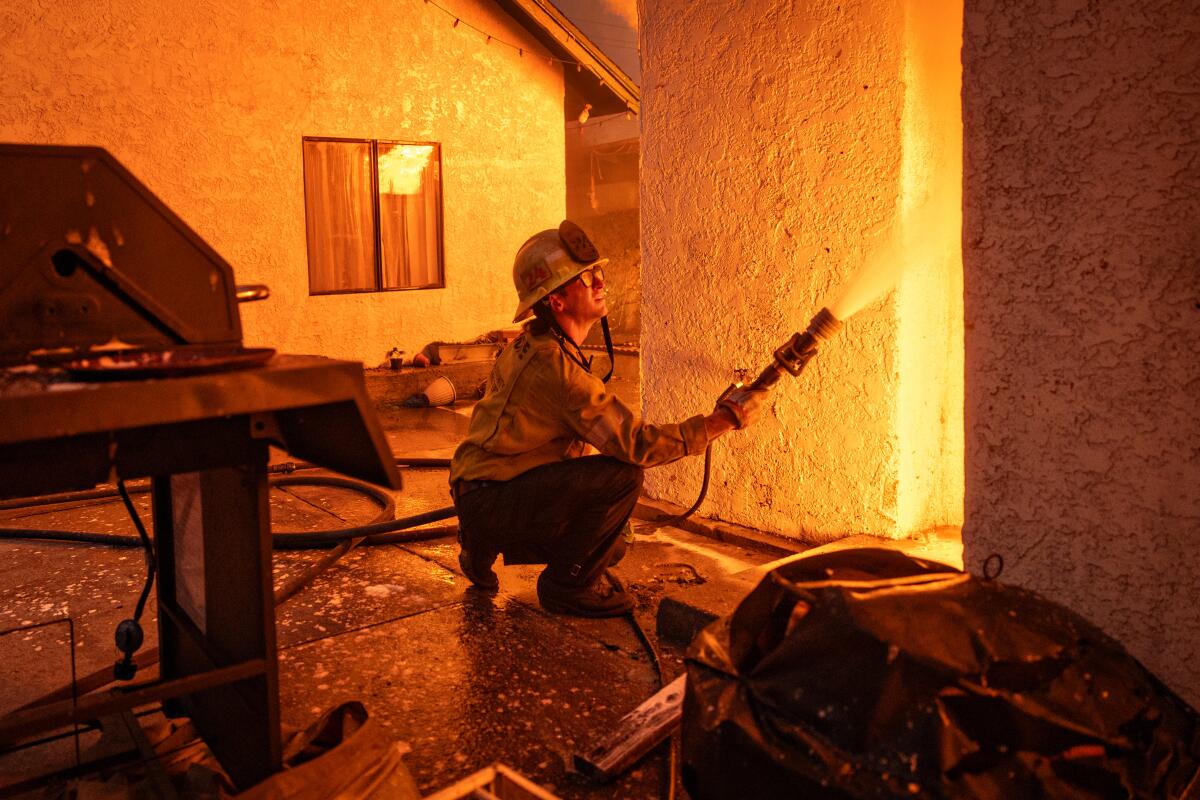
[423,765,497,800]
[492,764,563,800]
[572,674,686,782]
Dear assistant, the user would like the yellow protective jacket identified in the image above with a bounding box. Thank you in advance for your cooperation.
[450,328,710,484]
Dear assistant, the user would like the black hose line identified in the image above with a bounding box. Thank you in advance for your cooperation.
[0,484,148,512]
[0,447,711,547]
[117,480,156,623]
[0,528,144,547]
[271,506,458,550]
[267,456,452,474]
[605,570,678,800]
[271,474,396,537]
[0,503,456,549]
[658,443,713,529]
[0,466,457,550]
[0,456,453,512]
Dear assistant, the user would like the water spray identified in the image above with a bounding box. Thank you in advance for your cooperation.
[744,222,906,392]
[667,232,904,527]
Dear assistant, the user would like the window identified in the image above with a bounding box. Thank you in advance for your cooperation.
[302,137,444,294]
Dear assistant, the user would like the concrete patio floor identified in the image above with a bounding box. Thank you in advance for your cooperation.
[0,360,794,798]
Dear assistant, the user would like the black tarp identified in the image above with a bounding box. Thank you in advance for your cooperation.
[682,548,1200,799]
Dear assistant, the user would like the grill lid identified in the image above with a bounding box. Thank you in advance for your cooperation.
[0,144,243,366]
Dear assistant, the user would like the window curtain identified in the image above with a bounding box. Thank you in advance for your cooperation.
[378,144,443,289]
[303,140,376,292]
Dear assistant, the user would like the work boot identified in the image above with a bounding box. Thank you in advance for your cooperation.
[537,572,633,618]
[458,546,499,592]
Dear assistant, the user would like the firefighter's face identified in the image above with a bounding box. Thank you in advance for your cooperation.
[550,268,607,323]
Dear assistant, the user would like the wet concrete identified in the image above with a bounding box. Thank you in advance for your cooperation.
[0,502,160,708]
[275,543,463,650]
[278,600,665,798]
[0,503,162,790]
[0,363,780,798]
[264,455,777,798]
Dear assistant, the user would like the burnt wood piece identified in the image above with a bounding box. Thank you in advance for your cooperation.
[572,674,685,782]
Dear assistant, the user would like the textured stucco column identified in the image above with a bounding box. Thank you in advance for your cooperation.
[0,0,564,364]
[962,1,1200,705]
[640,0,971,542]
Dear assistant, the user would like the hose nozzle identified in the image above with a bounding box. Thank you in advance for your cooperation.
[751,307,842,390]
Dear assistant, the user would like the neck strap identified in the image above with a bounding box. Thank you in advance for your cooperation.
[549,316,614,383]
[597,316,615,383]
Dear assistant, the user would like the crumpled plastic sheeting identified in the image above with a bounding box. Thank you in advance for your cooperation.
[682,548,1200,799]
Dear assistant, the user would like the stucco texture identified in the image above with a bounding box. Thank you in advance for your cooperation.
[962,0,1200,704]
[640,0,920,542]
[0,0,565,364]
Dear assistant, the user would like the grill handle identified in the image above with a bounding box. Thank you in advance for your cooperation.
[235,284,271,303]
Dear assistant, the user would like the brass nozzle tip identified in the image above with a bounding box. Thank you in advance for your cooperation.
[808,307,842,341]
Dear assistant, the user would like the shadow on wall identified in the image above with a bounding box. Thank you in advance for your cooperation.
[959,0,1200,707]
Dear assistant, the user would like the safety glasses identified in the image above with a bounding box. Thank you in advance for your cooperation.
[573,266,604,288]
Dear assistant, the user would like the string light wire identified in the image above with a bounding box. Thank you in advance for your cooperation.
[420,0,638,117]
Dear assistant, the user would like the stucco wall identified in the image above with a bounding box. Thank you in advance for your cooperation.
[0,0,564,365]
[639,0,910,541]
[962,1,1200,705]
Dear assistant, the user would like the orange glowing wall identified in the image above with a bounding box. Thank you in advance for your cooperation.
[0,0,566,364]
[896,2,965,538]
[639,0,964,545]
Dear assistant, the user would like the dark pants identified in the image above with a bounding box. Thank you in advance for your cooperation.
[454,456,643,588]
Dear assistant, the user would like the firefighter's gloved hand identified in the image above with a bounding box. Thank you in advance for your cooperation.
[717,386,767,429]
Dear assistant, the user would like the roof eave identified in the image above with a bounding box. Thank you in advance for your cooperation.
[491,0,640,116]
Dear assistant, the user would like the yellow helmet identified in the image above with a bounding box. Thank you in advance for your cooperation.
[511,220,608,322]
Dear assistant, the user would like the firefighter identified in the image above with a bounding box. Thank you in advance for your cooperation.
[449,221,765,617]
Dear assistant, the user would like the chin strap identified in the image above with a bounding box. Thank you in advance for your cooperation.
[549,316,615,384]
[597,316,614,383]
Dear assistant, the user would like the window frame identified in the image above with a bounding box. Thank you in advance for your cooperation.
[301,135,446,296]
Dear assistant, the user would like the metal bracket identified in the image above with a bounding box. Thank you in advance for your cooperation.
[249,412,283,445]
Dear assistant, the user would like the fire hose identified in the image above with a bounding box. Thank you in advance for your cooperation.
[2,458,459,712]
[641,307,845,798]
[0,458,455,548]
[3,311,845,540]
[664,307,843,527]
